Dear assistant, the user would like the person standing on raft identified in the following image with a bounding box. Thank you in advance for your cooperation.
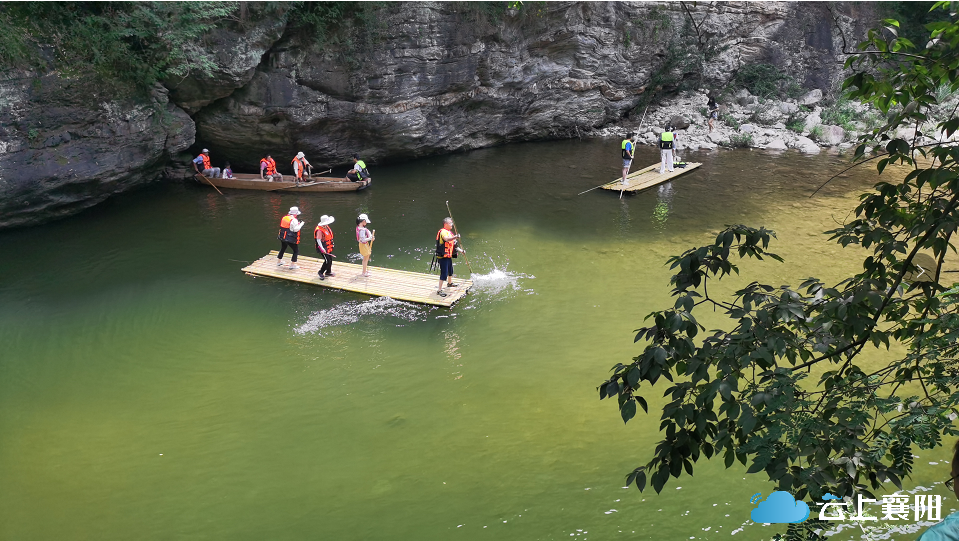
[192,148,221,178]
[260,155,282,182]
[356,213,374,277]
[659,126,675,174]
[291,152,312,184]
[314,215,335,280]
[435,217,465,298]
[277,206,305,269]
[621,132,634,184]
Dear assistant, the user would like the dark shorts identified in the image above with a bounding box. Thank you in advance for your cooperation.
[438,258,453,280]
[347,171,360,182]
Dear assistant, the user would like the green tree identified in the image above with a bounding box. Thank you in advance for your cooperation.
[600,3,959,538]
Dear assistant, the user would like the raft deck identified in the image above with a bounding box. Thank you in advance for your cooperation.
[599,162,702,193]
[242,251,472,307]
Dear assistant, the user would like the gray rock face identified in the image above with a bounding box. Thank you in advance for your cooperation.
[164,6,290,114]
[766,138,788,150]
[0,73,193,228]
[0,1,879,227]
[799,89,824,106]
[780,102,799,115]
[670,115,691,130]
[740,124,757,133]
[819,124,846,145]
[804,111,823,132]
[791,135,821,154]
[191,1,877,172]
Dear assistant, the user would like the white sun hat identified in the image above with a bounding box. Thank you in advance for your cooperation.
[358,213,371,223]
[318,215,335,226]
[288,206,301,216]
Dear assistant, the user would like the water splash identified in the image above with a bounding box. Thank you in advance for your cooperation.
[294,296,426,334]
[469,266,535,296]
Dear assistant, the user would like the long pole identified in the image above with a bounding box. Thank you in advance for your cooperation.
[445,200,473,274]
[620,104,650,200]
[202,174,225,196]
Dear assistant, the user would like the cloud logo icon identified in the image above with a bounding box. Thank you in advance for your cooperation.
[822,493,840,500]
[750,491,810,524]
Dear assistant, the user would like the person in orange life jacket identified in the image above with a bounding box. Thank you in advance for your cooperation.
[291,152,311,184]
[435,217,465,298]
[314,214,336,280]
[356,214,374,277]
[277,206,305,269]
[621,132,635,185]
[192,148,221,178]
[260,155,283,182]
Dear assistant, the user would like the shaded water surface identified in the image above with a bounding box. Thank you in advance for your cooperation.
[1,140,954,540]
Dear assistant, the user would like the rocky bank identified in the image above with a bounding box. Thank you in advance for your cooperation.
[1,1,881,228]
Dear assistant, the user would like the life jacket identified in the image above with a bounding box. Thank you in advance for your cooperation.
[278,214,300,244]
[660,131,674,150]
[435,228,455,258]
[621,139,633,159]
[201,154,211,170]
[292,157,306,177]
[314,225,334,252]
[355,159,370,179]
[261,157,277,175]
[356,226,371,243]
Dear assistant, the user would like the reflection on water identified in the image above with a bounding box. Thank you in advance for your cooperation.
[652,182,674,230]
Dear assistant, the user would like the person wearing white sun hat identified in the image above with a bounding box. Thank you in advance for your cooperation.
[356,213,374,277]
[277,206,305,269]
[291,151,311,184]
[314,214,336,280]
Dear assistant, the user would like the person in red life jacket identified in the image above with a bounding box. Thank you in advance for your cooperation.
[435,217,465,297]
[291,152,311,184]
[192,148,221,178]
[314,214,336,280]
[356,213,374,277]
[260,155,282,182]
[277,206,305,269]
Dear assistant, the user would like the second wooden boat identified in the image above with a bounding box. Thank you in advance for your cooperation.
[195,173,371,192]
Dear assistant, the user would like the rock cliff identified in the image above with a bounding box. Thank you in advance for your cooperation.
[0,1,878,228]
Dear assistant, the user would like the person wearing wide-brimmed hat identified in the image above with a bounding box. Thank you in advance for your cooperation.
[291,152,312,184]
[192,148,221,178]
[314,214,336,280]
[356,213,374,277]
[277,206,305,269]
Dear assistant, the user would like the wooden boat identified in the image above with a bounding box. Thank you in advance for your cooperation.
[195,173,371,192]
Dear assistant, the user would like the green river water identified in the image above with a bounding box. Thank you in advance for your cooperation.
[0,139,955,540]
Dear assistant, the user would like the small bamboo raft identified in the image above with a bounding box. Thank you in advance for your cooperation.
[242,251,473,307]
[196,173,370,192]
[599,162,702,194]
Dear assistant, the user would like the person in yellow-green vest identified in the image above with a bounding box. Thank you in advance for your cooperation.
[659,126,675,174]
[621,132,635,185]
[346,153,371,184]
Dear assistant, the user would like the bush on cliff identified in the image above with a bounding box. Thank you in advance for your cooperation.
[0,2,238,91]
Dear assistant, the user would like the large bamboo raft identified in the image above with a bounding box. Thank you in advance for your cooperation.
[599,162,701,193]
[196,173,370,192]
[242,251,473,307]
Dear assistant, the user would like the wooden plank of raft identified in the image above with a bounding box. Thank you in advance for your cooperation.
[599,162,702,194]
[241,251,473,307]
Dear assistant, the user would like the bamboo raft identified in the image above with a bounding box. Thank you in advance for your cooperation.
[196,173,370,192]
[599,162,702,194]
[242,251,473,307]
